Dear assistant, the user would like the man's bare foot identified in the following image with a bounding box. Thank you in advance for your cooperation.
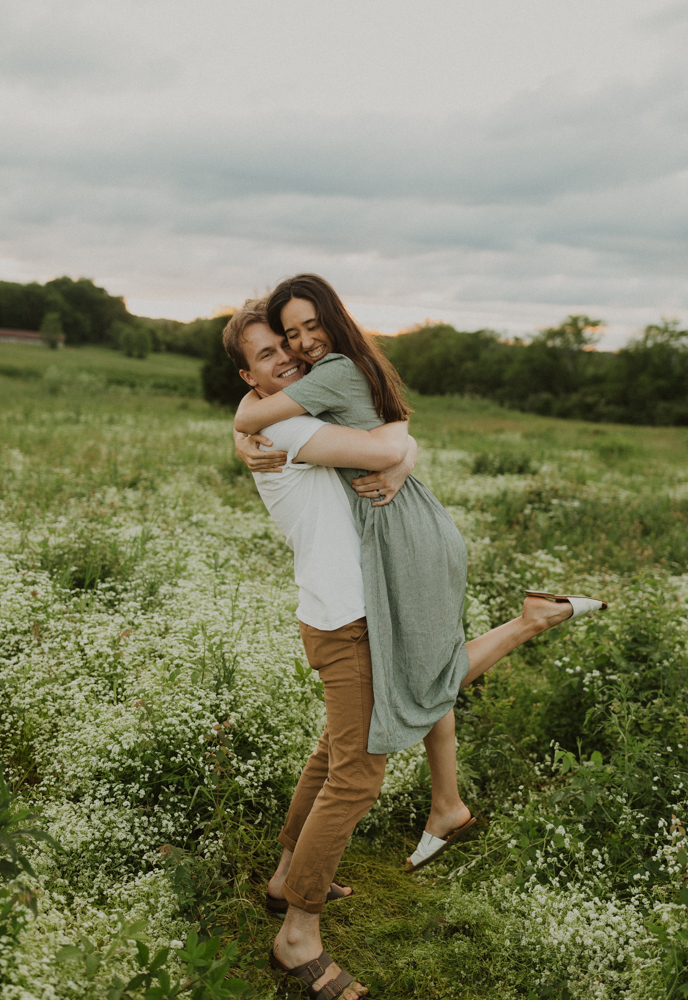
[268,870,352,900]
[522,594,573,633]
[273,923,367,999]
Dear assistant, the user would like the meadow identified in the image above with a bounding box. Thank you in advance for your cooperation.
[1,347,688,1000]
[0,342,203,397]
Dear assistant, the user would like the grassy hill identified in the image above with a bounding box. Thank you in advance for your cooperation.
[0,342,203,397]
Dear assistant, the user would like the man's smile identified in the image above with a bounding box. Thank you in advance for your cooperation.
[278,364,301,379]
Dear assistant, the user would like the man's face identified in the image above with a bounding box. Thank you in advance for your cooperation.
[239,323,306,396]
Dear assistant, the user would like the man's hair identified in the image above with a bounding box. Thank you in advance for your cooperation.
[222,298,269,370]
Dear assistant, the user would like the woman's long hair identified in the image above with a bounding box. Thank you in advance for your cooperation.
[266,274,411,423]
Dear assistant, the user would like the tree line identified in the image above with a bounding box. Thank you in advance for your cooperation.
[381,315,688,427]
[3,278,686,425]
[0,277,227,357]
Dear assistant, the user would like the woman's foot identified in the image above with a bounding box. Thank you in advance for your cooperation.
[273,923,367,999]
[406,802,473,867]
[522,594,577,633]
[425,802,471,841]
[523,592,608,632]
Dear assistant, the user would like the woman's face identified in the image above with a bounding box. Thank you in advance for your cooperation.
[280,297,333,364]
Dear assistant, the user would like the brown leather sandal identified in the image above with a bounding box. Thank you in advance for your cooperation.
[265,879,353,914]
[269,948,368,999]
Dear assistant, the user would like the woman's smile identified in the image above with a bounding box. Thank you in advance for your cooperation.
[281,297,333,363]
[305,343,327,361]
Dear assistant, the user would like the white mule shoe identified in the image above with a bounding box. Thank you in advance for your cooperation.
[405,816,477,873]
[525,590,608,621]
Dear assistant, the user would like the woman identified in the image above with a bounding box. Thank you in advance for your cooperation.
[235,276,472,760]
[234,274,605,854]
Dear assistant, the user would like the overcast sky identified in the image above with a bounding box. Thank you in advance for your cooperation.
[1,0,687,347]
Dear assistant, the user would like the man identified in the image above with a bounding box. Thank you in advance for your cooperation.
[225,298,412,1000]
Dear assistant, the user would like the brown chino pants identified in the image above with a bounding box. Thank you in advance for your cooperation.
[279,617,387,913]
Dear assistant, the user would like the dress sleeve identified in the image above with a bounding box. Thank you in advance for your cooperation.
[281,354,357,417]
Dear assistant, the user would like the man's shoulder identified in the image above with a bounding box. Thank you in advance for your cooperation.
[261,413,324,436]
[251,413,326,476]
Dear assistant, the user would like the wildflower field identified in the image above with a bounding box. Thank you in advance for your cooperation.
[2,349,688,1000]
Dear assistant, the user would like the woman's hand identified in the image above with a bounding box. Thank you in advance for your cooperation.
[351,467,404,505]
[351,437,418,506]
[234,431,287,473]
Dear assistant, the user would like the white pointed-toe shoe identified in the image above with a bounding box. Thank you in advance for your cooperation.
[525,590,608,621]
[405,816,477,873]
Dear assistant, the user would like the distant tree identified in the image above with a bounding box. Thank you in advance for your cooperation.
[0,280,50,330]
[500,315,604,413]
[613,318,688,425]
[115,322,152,358]
[534,314,603,352]
[44,277,131,345]
[382,323,510,397]
[39,311,64,349]
[637,317,688,349]
[201,318,250,407]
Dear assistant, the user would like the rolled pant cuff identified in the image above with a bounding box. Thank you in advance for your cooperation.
[278,830,298,853]
[282,879,326,914]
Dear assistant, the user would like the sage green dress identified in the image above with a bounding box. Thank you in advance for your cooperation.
[283,353,469,754]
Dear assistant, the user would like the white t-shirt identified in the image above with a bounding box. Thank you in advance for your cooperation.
[251,414,366,631]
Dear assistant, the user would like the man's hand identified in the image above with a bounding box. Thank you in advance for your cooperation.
[233,430,288,473]
[351,437,418,506]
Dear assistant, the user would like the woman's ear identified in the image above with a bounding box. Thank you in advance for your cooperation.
[239,369,258,387]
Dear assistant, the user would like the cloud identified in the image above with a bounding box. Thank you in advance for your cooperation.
[0,0,687,326]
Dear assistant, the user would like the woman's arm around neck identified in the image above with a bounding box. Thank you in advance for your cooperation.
[233,388,307,434]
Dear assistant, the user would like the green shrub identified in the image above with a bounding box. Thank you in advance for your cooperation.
[38,311,63,349]
[115,322,153,359]
[471,451,538,475]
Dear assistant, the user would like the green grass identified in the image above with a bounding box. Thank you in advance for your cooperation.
[0,341,203,396]
[2,373,688,999]
[407,390,688,472]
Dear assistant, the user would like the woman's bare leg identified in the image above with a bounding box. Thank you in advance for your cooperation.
[420,596,573,844]
[423,708,471,838]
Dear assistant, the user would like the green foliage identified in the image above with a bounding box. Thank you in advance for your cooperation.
[533,314,603,351]
[471,451,538,475]
[0,276,131,345]
[149,316,231,359]
[38,310,63,349]
[0,280,52,329]
[0,768,62,963]
[114,322,154,359]
[201,322,251,408]
[45,276,131,345]
[383,314,688,426]
[0,277,230,364]
[2,377,688,998]
[56,920,251,999]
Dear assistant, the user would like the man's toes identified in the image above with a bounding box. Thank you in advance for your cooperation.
[330,881,353,898]
[344,987,368,1000]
